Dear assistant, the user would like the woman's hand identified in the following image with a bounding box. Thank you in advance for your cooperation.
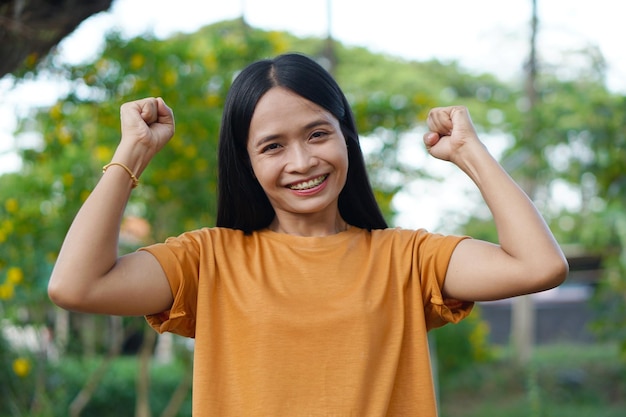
[121,97,175,150]
[423,106,484,166]
[114,97,175,177]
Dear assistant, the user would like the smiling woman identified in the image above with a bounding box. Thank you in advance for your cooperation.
[48,53,567,416]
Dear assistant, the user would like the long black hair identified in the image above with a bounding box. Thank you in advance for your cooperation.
[216,53,388,234]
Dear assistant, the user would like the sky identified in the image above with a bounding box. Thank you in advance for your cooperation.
[1,0,624,230]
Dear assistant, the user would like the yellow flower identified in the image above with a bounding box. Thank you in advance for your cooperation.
[206,94,221,108]
[203,53,217,71]
[130,53,145,70]
[49,103,63,121]
[163,69,178,87]
[4,198,18,213]
[269,31,289,54]
[95,145,113,163]
[7,267,23,285]
[62,173,74,187]
[58,126,72,145]
[2,219,14,233]
[157,185,171,200]
[184,144,198,159]
[0,282,14,300]
[12,358,31,378]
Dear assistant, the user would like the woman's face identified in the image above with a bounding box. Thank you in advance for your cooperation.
[247,87,348,224]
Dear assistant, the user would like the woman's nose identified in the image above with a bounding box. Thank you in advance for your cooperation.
[286,144,318,173]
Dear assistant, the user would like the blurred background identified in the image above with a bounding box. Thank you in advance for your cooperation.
[1,0,624,416]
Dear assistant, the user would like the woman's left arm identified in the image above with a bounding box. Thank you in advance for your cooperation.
[424,106,568,301]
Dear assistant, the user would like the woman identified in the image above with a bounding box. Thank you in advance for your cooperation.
[49,53,568,416]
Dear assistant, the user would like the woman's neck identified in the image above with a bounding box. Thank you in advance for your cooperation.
[269,213,348,237]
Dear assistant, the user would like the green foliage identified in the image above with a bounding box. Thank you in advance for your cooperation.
[0,332,36,416]
[0,353,192,417]
[431,306,493,375]
[0,172,55,320]
[439,343,626,417]
[55,357,191,416]
[589,251,626,359]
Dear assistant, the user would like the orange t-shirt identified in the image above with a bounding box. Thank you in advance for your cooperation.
[142,226,472,416]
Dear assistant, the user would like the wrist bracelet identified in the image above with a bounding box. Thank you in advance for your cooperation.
[102,162,139,188]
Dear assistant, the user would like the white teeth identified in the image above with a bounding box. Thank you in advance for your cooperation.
[288,175,327,190]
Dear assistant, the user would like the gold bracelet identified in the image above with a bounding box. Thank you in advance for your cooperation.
[102,162,139,188]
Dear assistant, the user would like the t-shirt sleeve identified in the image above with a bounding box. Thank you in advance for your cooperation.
[416,232,474,331]
[139,230,205,338]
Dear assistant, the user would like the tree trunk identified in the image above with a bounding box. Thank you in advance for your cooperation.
[511,0,540,366]
[154,332,174,364]
[53,307,69,358]
[80,314,96,358]
[159,362,192,417]
[69,316,124,417]
[135,327,157,417]
[69,354,115,417]
[511,295,535,363]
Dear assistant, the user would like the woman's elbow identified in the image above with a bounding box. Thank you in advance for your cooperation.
[535,255,569,292]
[48,277,68,310]
[48,274,84,311]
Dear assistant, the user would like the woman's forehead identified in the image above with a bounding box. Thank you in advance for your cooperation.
[248,88,338,138]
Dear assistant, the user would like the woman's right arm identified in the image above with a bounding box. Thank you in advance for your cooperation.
[48,97,175,316]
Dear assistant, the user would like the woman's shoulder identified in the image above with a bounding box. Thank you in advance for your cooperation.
[369,226,434,240]
[169,226,246,240]
[368,226,468,250]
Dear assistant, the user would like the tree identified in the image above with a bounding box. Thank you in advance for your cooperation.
[0,0,113,78]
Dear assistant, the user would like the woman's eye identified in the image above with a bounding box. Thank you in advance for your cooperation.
[262,143,281,153]
[310,131,327,139]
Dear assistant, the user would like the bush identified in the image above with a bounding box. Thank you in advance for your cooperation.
[431,305,493,376]
[438,343,626,417]
[46,356,192,417]
[0,347,192,417]
[0,329,38,416]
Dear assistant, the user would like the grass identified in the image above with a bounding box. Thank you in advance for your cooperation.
[438,343,626,417]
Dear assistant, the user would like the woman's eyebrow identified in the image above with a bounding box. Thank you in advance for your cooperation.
[253,134,280,148]
[303,118,334,131]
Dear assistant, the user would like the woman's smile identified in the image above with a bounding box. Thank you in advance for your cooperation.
[287,174,329,191]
